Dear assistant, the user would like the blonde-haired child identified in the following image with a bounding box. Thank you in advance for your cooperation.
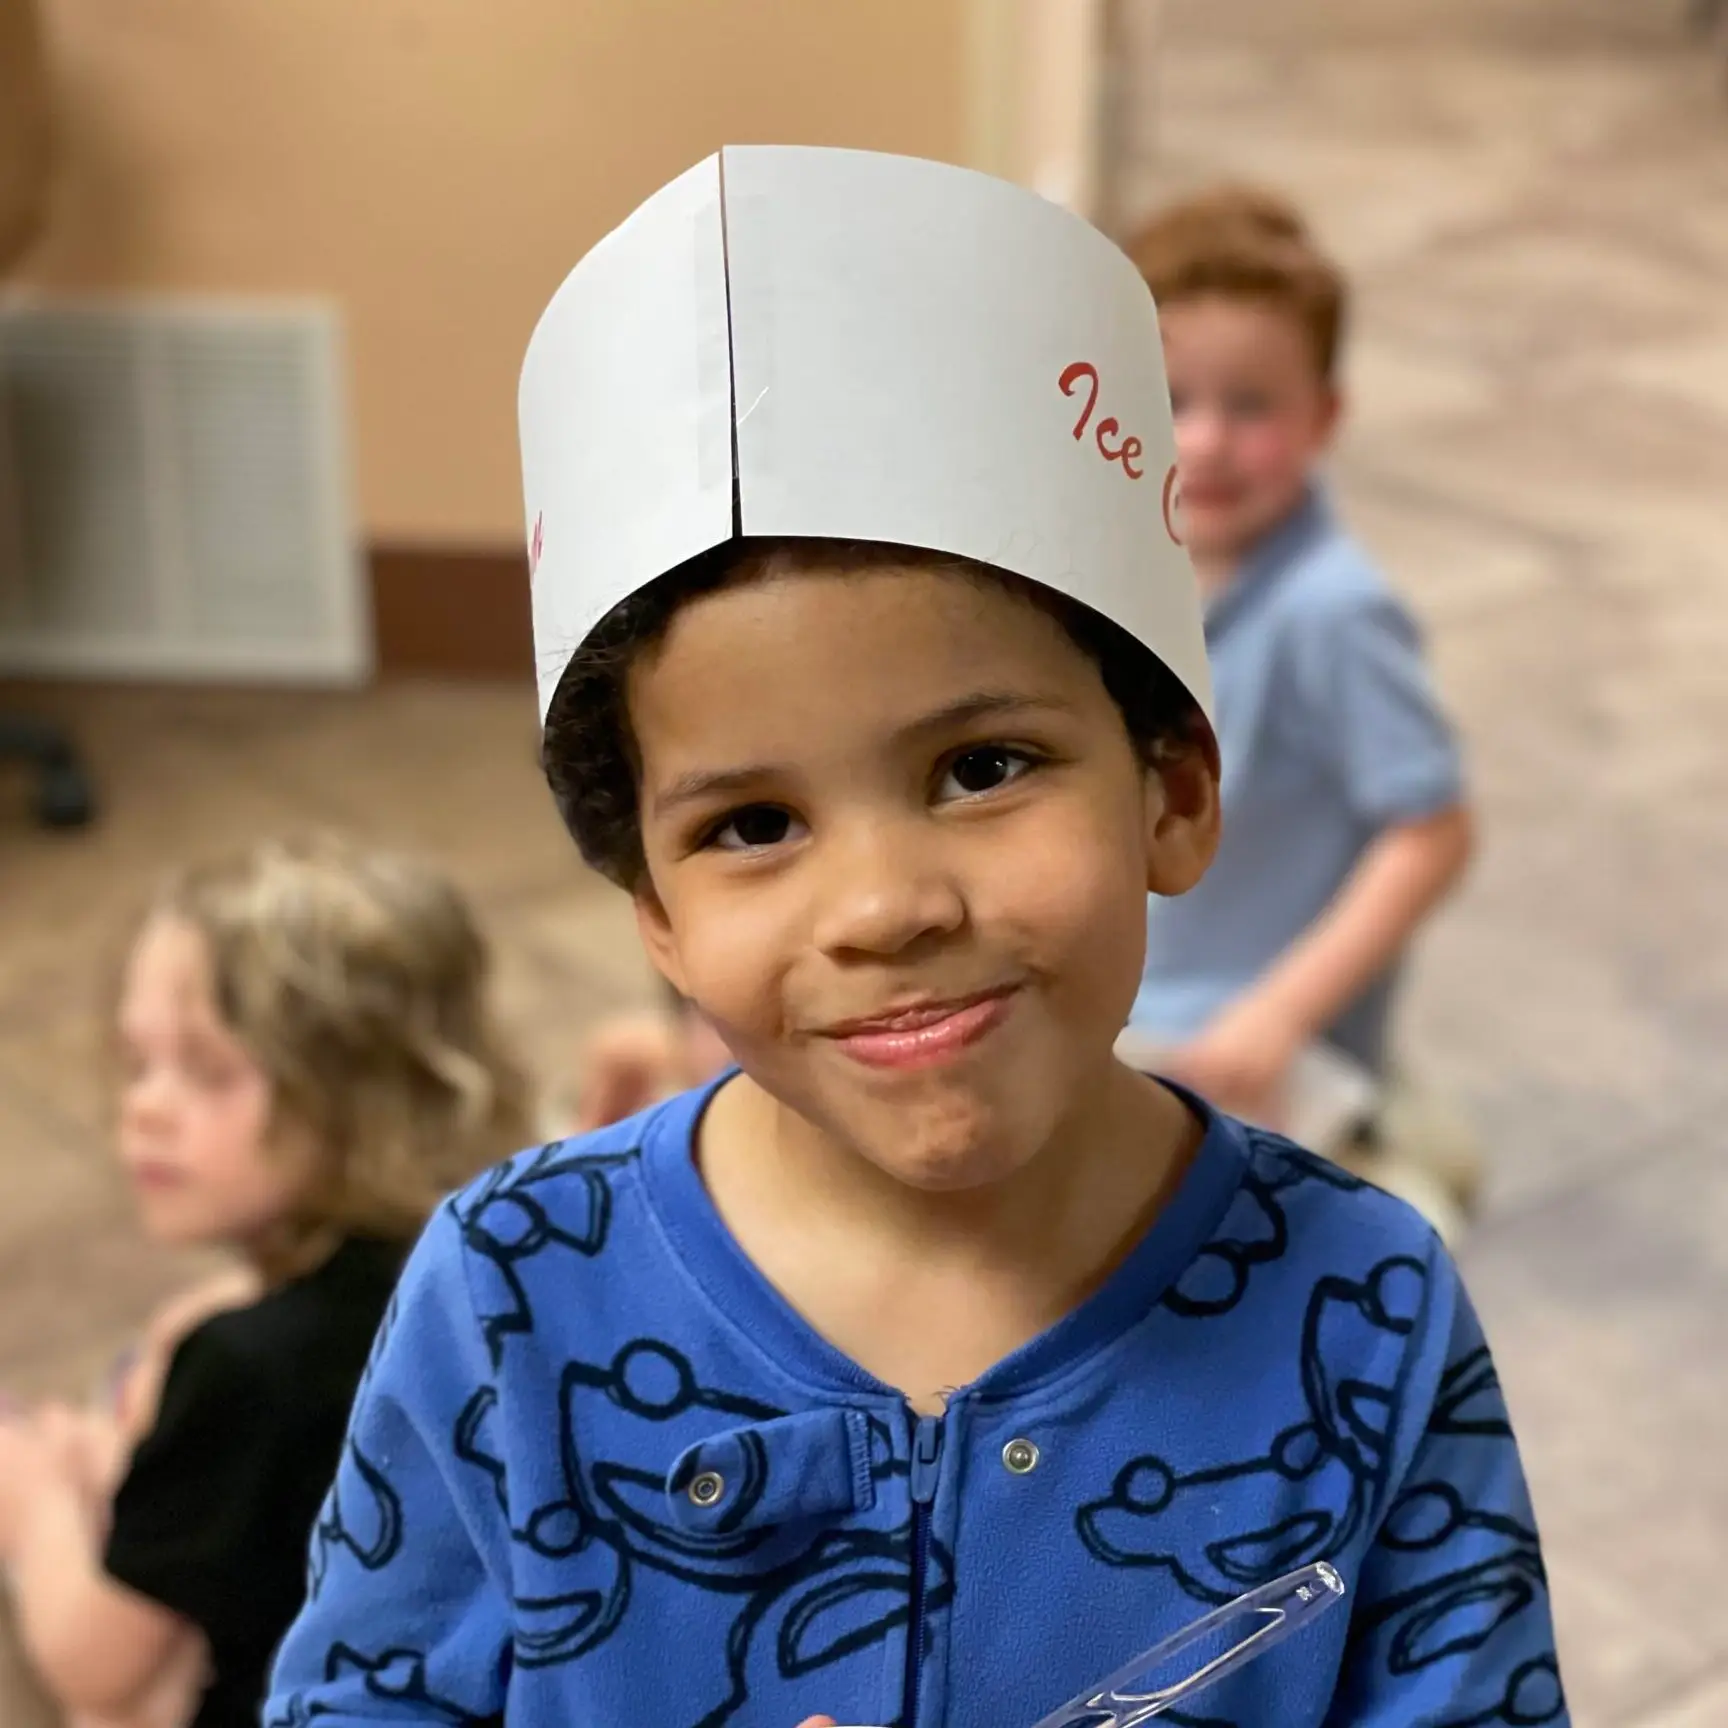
[0,834,534,1728]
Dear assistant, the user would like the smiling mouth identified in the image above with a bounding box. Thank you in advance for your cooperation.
[129,1162,187,1191]
[822,986,1019,1070]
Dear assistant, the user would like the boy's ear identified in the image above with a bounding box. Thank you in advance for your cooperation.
[1143,729,1222,897]
[631,880,690,998]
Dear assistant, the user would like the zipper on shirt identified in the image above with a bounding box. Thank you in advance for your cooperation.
[902,1413,944,1728]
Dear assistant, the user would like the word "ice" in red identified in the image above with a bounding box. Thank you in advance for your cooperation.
[1161,464,1183,547]
[1058,361,1146,479]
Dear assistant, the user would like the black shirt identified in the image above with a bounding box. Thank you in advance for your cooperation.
[104,1236,407,1728]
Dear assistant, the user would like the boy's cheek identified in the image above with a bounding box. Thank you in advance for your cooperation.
[1229,412,1327,496]
[655,801,1145,1054]
[970,832,1148,1015]
[656,900,800,1047]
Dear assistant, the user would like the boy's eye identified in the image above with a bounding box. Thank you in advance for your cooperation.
[939,746,1034,800]
[710,805,800,852]
[184,1047,242,1090]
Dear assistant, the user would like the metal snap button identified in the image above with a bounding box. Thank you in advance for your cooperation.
[1002,1437,1040,1475]
[687,1469,726,1507]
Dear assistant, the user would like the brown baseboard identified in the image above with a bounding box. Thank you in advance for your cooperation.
[369,543,532,679]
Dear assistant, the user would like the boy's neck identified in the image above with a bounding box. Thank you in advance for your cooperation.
[1190,549,1237,599]
[694,1064,1202,1411]
[1189,484,1322,599]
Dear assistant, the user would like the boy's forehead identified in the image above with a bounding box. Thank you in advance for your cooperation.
[518,146,1213,730]
[1163,292,1311,348]
[1161,293,1329,383]
[632,566,1106,761]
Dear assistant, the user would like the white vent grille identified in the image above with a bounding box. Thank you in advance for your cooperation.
[0,297,370,683]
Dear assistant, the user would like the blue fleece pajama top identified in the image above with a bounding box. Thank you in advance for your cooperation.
[265,1079,1567,1728]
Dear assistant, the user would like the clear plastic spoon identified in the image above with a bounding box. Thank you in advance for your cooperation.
[1025,1560,1348,1728]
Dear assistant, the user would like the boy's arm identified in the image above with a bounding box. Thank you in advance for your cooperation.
[573,1010,685,1131]
[1169,587,1471,1123]
[1324,1249,1569,1727]
[1174,804,1472,1117]
[1254,803,1474,1040]
[265,1200,512,1726]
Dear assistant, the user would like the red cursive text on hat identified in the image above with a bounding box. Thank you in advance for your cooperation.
[1058,361,1146,480]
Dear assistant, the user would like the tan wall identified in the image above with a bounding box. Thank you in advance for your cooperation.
[16,0,977,543]
[0,0,53,270]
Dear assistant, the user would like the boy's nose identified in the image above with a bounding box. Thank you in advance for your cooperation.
[121,1071,178,1130]
[810,822,966,959]
[1176,412,1227,463]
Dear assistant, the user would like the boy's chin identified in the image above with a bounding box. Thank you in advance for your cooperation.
[133,1204,210,1249]
[1185,513,1259,563]
[843,1090,1043,1194]
[1189,491,1305,561]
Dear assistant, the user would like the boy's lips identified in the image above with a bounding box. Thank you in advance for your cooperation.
[822,986,1019,1070]
[128,1159,188,1192]
[1182,481,1244,509]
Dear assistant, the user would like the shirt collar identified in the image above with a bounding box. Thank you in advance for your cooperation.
[1204,482,1334,640]
[640,1070,1250,1404]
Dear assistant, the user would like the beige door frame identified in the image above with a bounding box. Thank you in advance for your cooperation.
[964,0,1112,222]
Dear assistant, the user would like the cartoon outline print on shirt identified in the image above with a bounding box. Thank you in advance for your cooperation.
[1429,1346,1513,1439]
[1341,1339,1560,1715]
[1079,1254,1427,1603]
[1433,1654,1565,1728]
[455,1383,508,1514]
[268,1644,495,1728]
[307,1438,405,1598]
[452,1336,947,1728]
[1346,1464,1560,1719]
[1162,1133,1365,1321]
[452,1142,637,1365]
[698,1526,952,1728]
[339,1271,410,1421]
[1084,1254,1562,1722]
[1377,1545,1547,1676]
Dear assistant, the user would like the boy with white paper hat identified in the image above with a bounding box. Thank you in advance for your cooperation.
[266,148,1566,1728]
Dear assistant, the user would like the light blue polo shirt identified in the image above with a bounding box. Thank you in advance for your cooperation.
[1132,488,1464,1074]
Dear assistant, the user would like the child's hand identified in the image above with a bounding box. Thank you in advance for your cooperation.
[1164,998,1300,1131]
[0,1403,122,1541]
[0,1409,61,1553]
[574,1013,685,1132]
[37,1401,126,1505]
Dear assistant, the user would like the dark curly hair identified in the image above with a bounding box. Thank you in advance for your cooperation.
[541,538,1206,889]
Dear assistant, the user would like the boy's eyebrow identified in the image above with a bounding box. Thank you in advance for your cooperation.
[649,691,1070,817]
[894,689,1074,743]
[651,765,786,817]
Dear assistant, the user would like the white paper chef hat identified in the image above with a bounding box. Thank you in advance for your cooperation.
[519,145,1211,727]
